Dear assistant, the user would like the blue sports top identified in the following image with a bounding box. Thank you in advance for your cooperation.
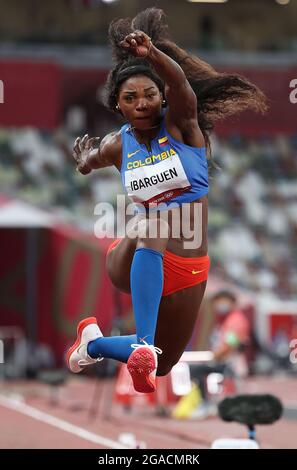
[120,117,208,212]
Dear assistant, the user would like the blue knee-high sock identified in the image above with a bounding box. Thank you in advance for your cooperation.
[87,248,163,362]
[130,247,164,345]
[87,335,137,363]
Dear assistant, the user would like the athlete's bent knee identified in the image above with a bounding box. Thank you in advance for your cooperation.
[106,253,130,293]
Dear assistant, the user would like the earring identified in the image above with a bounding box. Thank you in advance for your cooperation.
[162,100,167,107]
[116,104,120,111]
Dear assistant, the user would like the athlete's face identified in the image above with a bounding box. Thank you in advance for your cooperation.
[117,75,163,130]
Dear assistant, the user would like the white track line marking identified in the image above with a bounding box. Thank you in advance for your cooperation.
[0,394,128,449]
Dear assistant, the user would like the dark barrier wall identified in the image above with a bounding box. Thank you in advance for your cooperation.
[0,61,296,135]
[216,66,297,137]
[0,61,61,128]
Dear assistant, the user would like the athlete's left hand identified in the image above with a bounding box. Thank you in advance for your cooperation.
[120,31,152,58]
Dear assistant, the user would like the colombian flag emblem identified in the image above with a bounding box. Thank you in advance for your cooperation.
[158,136,169,147]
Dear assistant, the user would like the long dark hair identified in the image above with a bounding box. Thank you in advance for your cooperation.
[104,7,267,156]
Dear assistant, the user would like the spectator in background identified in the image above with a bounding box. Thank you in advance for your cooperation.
[210,290,251,375]
[190,290,251,418]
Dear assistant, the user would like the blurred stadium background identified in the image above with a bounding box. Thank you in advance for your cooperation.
[0,0,297,449]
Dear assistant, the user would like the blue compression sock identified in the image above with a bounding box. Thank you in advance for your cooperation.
[87,334,137,363]
[87,248,163,362]
[130,247,164,345]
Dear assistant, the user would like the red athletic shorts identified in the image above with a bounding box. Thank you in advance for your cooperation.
[107,239,210,297]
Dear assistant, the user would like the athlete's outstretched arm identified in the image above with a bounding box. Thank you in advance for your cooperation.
[72,131,120,174]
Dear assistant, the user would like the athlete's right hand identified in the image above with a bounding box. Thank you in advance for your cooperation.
[72,134,99,175]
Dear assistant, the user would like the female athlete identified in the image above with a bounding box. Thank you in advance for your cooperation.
[66,8,266,393]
